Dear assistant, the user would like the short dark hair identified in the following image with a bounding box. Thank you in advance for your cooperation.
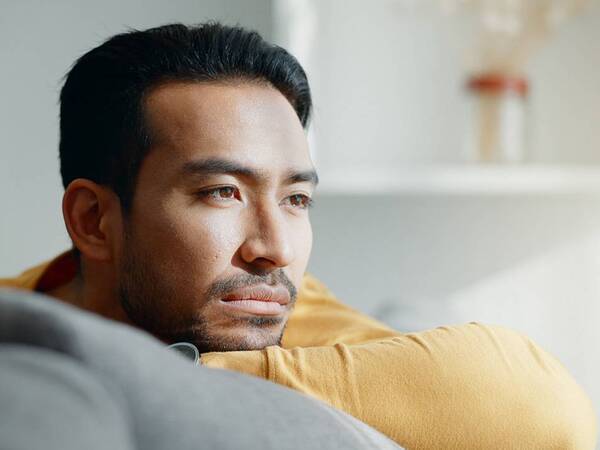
[59,22,312,211]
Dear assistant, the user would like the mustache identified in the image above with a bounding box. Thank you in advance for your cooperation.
[205,269,298,302]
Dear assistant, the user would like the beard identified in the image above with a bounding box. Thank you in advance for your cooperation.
[117,231,298,354]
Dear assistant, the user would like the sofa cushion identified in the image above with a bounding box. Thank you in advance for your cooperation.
[0,288,402,450]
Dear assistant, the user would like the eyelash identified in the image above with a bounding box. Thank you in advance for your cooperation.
[196,187,314,210]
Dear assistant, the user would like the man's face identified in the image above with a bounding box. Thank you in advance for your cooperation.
[117,81,315,353]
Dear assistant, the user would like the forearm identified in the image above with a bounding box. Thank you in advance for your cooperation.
[202,323,597,449]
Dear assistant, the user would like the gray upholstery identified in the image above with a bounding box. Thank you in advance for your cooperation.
[0,347,134,450]
[0,289,403,450]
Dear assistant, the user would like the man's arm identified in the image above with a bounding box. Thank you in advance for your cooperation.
[202,323,597,449]
[202,275,597,449]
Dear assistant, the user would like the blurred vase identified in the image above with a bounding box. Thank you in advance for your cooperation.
[441,0,589,163]
[464,74,529,163]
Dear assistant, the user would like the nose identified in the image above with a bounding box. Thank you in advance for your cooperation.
[239,204,295,270]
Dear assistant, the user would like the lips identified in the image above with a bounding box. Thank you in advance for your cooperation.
[222,285,290,305]
[220,284,291,316]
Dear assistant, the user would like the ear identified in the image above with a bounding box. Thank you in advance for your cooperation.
[62,179,124,262]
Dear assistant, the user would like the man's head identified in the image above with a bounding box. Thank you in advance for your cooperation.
[59,23,316,353]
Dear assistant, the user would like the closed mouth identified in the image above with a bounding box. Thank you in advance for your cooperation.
[219,284,291,316]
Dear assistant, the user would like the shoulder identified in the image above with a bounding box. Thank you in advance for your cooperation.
[0,252,75,292]
[0,264,46,290]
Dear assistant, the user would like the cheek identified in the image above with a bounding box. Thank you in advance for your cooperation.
[176,211,243,268]
[301,220,313,260]
[136,201,244,277]
[290,217,313,284]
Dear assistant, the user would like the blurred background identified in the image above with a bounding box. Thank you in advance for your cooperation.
[1,0,599,429]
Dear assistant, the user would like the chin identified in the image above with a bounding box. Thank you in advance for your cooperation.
[161,310,289,353]
[191,322,286,353]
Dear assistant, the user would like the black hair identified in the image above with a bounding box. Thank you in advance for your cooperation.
[59,22,312,212]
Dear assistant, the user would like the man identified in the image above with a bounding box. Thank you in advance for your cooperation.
[1,23,597,449]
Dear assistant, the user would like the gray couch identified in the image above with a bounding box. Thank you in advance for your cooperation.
[0,289,403,450]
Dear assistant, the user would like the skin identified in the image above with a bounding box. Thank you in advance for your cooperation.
[57,81,317,352]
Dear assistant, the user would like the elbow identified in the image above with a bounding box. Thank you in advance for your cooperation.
[521,387,597,449]
[537,377,597,449]
[464,324,598,448]
[501,327,598,449]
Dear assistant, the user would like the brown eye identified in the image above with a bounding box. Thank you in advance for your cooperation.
[216,186,236,199]
[197,186,240,202]
[286,194,313,209]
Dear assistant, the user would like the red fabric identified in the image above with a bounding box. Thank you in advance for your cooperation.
[36,251,78,292]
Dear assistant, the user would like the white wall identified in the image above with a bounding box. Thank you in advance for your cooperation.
[273,0,600,168]
[0,0,271,276]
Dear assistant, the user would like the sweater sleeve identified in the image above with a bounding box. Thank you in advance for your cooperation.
[202,323,597,450]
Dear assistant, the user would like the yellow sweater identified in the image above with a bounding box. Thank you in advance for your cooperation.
[1,252,597,449]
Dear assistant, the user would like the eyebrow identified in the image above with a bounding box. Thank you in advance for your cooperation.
[180,158,319,187]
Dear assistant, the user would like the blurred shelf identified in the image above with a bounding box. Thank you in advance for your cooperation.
[316,164,600,195]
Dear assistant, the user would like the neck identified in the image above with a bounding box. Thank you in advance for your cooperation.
[48,264,133,326]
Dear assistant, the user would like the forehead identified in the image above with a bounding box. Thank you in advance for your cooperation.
[141,81,311,176]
